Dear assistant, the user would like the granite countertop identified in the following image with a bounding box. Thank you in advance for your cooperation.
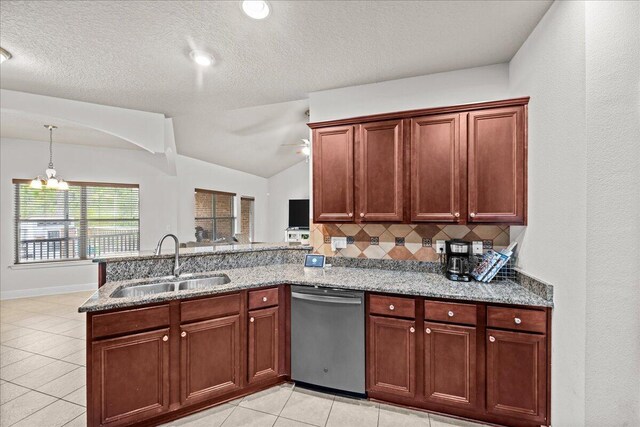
[79,263,553,313]
[92,243,312,263]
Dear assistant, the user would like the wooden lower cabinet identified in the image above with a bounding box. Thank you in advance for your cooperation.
[423,321,476,410]
[91,328,171,426]
[248,306,279,383]
[486,329,547,424]
[180,315,242,406]
[368,315,416,398]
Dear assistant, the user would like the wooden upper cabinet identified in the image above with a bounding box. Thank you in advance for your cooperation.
[368,315,416,398]
[423,322,476,410]
[179,315,242,406]
[486,329,547,423]
[410,114,465,222]
[468,106,526,224]
[356,120,405,222]
[91,328,170,426]
[312,125,354,222]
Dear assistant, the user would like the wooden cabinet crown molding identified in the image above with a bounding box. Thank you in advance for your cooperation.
[307,97,530,129]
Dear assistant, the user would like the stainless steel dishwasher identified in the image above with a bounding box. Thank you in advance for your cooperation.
[290,285,365,395]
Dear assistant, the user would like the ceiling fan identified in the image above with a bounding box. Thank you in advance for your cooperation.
[281,138,310,157]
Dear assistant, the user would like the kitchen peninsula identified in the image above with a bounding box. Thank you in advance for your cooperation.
[80,244,553,427]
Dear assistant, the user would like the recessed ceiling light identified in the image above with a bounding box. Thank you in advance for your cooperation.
[242,1,270,20]
[0,47,12,64]
[189,50,215,67]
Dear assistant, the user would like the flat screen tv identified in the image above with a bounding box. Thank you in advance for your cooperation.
[288,199,310,228]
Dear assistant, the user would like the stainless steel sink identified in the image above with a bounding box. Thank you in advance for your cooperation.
[111,282,175,298]
[177,275,231,290]
[110,274,231,298]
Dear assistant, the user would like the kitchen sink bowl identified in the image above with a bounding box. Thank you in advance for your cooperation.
[110,274,231,298]
[111,282,175,298]
[177,275,231,290]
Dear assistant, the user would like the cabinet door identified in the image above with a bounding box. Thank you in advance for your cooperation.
[180,315,241,406]
[356,120,404,222]
[423,322,476,409]
[312,125,354,222]
[411,114,464,222]
[486,329,546,423]
[468,106,526,224]
[91,329,170,427]
[248,306,279,384]
[368,315,416,398]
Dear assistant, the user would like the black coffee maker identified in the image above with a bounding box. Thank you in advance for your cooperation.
[444,239,472,282]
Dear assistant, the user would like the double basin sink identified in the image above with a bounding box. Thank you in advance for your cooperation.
[110,274,231,298]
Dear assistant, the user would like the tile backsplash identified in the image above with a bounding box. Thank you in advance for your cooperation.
[310,223,510,261]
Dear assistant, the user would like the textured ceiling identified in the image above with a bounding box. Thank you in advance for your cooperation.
[0,0,552,177]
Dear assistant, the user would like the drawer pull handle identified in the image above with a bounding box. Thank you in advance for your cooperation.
[409,327,415,333]
[181,331,186,338]
[454,212,460,218]
[262,296,268,302]
[489,336,495,343]
[348,213,353,217]
[448,311,454,317]
[389,304,395,311]
[360,213,364,218]
[426,328,431,334]
[162,335,168,342]
[250,317,255,323]
[470,213,476,218]
[514,317,522,324]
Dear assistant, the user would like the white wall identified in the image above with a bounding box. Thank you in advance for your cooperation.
[584,1,640,425]
[508,1,588,425]
[308,63,510,122]
[266,161,310,242]
[0,139,270,299]
[175,155,269,244]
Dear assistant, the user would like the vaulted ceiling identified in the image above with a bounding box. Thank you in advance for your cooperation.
[0,0,552,177]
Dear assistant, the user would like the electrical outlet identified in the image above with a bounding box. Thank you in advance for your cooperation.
[473,241,484,255]
[435,240,446,253]
[330,237,347,251]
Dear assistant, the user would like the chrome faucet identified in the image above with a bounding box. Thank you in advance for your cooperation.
[154,234,182,277]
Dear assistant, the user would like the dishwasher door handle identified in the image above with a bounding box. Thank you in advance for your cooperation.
[291,291,362,305]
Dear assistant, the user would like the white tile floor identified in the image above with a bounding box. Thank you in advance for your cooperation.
[0,292,489,427]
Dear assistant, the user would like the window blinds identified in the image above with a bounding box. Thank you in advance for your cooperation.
[14,180,140,263]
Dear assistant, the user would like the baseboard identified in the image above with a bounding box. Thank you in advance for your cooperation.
[0,282,98,300]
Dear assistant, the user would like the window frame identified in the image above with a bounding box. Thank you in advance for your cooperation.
[194,188,236,241]
[13,179,140,264]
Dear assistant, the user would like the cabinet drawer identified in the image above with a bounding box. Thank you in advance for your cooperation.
[369,294,415,319]
[424,301,477,325]
[181,293,241,323]
[487,306,546,334]
[248,287,279,310]
[92,305,170,339]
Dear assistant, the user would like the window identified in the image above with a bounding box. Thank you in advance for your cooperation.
[14,180,139,263]
[239,196,255,243]
[194,188,235,242]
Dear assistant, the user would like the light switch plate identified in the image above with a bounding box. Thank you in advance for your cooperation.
[435,240,446,253]
[473,241,484,255]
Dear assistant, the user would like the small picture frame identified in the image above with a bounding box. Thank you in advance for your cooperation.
[304,254,325,268]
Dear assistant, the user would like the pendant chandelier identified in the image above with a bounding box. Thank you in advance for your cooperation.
[29,125,69,190]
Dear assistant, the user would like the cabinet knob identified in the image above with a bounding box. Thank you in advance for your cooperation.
[162,335,168,342]
[489,336,495,343]
[250,317,255,323]
[181,331,186,338]
[470,213,476,218]
[360,213,364,218]
[448,311,454,317]
[262,296,268,302]
[514,317,522,324]
[389,304,395,311]
[348,212,353,217]
[426,328,431,334]
[454,212,460,218]
[409,327,415,333]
